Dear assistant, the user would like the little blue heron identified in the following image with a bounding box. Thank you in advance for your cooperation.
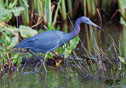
[16,16,101,73]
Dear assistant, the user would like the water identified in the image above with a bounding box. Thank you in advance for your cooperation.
[0,69,126,88]
[1,22,126,88]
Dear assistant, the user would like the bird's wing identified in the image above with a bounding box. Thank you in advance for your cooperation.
[25,31,63,52]
[28,38,38,42]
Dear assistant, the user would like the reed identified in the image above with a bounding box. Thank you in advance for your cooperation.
[0,0,4,7]
[83,0,87,16]
[61,0,67,21]
[83,0,90,53]
[33,0,52,25]
[86,0,96,17]
[19,0,29,25]
[53,0,62,25]
[72,27,106,79]
[120,26,126,58]
[118,0,126,24]
[71,26,124,79]
[42,0,52,25]
[33,0,43,17]
[67,0,73,18]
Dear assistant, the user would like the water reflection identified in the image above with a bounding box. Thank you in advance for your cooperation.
[0,69,100,88]
[0,67,126,88]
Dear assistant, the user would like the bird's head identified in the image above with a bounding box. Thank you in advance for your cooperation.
[79,16,101,29]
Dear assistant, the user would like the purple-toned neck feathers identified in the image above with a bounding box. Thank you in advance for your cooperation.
[66,16,101,41]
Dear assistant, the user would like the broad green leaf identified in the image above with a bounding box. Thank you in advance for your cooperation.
[12,52,22,65]
[17,56,22,65]
[1,27,19,35]
[0,7,12,21]
[2,32,10,43]
[70,36,79,49]
[47,53,54,58]
[56,47,62,54]
[64,48,72,58]
[0,21,6,28]
[0,45,4,50]
[12,54,18,64]
[0,39,5,44]
[11,7,24,16]
[9,37,18,48]
[19,25,38,38]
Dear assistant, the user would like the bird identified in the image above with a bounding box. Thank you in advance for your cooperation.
[16,16,101,73]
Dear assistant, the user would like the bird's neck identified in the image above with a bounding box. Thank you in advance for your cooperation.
[68,20,81,39]
[63,19,81,43]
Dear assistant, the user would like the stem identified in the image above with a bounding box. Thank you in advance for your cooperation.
[61,0,67,21]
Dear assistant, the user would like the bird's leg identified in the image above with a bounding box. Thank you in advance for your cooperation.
[27,50,47,73]
[28,50,43,61]
[43,53,48,73]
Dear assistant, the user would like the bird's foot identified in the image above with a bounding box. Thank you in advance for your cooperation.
[34,59,47,74]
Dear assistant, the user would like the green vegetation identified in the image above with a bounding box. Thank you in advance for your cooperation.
[0,22,38,71]
[118,0,126,24]
[0,29,22,71]
[0,0,126,80]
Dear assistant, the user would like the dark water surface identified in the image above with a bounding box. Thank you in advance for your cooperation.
[1,68,126,88]
[1,22,126,88]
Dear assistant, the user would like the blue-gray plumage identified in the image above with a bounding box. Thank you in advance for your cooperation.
[16,16,101,73]
[16,16,101,53]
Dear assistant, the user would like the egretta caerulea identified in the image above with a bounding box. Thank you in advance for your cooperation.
[16,16,101,73]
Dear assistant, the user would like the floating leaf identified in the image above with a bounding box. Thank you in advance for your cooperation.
[19,25,38,38]
[0,7,12,21]
[11,7,24,16]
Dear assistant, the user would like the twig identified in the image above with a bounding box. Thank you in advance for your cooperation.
[96,8,102,27]
[31,17,43,28]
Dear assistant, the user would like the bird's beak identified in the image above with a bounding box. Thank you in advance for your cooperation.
[89,21,101,30]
